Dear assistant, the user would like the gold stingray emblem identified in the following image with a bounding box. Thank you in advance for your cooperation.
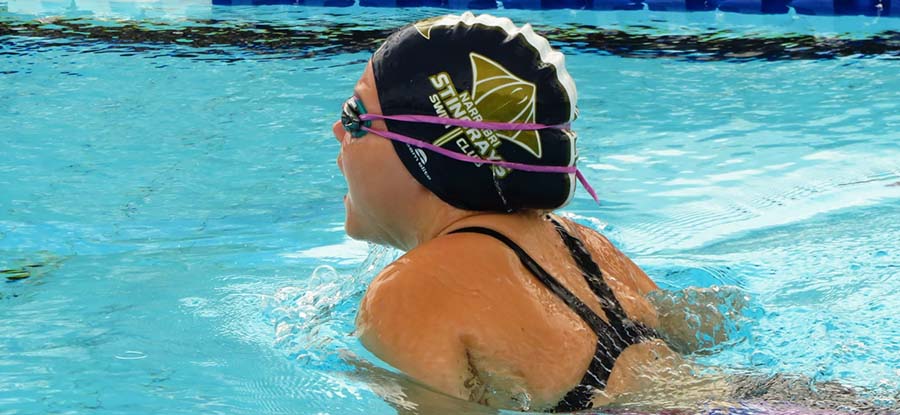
[432,53,542,159]
[470,54,541,158]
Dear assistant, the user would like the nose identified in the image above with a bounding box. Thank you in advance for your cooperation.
[332,120,344,144]
[333,121,345,172]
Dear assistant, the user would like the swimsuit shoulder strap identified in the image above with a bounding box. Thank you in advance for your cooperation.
[448,226,612,334]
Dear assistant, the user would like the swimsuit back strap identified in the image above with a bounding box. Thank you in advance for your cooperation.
[548,217,658,341]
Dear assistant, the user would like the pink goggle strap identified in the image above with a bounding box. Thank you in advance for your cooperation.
[359,124,600,205]
[360,113,570,131]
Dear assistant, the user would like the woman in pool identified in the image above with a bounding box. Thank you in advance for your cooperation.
[333,12,724,412]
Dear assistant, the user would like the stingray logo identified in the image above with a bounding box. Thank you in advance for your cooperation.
[427,53,541,178]
[468,53,541,158]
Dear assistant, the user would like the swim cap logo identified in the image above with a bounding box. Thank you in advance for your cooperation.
[470,54,541,158]
[427,53,541,178]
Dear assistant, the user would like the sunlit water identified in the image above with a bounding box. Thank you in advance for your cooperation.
[1,3,899,414]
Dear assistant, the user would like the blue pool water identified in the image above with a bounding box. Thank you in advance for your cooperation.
[1,3,899,414]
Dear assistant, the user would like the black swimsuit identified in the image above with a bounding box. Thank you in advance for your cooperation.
[449,217,658,412]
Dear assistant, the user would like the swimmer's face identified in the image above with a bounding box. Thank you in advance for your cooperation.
[333,62,423,248]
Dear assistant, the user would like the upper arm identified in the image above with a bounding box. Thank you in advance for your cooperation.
[355,261,473,400]
[648,286,748,354]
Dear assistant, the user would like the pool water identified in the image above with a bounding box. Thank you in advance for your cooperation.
[1,3,899,414]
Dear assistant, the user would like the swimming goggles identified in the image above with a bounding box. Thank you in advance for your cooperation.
[340,96,600,204]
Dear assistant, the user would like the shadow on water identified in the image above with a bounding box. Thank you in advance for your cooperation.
[0,253,66,303]
[1,264,39,281]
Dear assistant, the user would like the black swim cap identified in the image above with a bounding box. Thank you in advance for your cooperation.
[372,13,579,212]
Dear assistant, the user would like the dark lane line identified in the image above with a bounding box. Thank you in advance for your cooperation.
[1,17,899,61]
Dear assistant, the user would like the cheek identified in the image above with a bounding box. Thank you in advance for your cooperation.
[340,145,389,241]
[341,143,383,212]
[342,141,413,222]
[340,150,369,238]
[341,147,366,192]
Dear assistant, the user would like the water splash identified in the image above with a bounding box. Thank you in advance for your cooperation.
[263,243,397,370]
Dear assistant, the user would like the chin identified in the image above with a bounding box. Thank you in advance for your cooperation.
[345,222,383,246]
[343,194,395,247]
[344,219,365,241]
[343,202,372,242]
[345,211,395,247]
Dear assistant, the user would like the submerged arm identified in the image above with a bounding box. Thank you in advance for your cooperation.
[572,223,749,354]
[647,285,750,355]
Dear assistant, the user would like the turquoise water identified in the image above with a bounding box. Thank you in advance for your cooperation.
[2,3,899,414]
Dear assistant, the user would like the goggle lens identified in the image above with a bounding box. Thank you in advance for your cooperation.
[341,97,369,138]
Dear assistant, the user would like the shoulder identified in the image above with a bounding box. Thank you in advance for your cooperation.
[355,233,524,400]
[358,232,518,327]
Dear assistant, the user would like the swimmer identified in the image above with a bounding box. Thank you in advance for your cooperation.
[333,13,734,412]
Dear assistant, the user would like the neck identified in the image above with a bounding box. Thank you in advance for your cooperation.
[398,199,478,251]
[394,195,545,251]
